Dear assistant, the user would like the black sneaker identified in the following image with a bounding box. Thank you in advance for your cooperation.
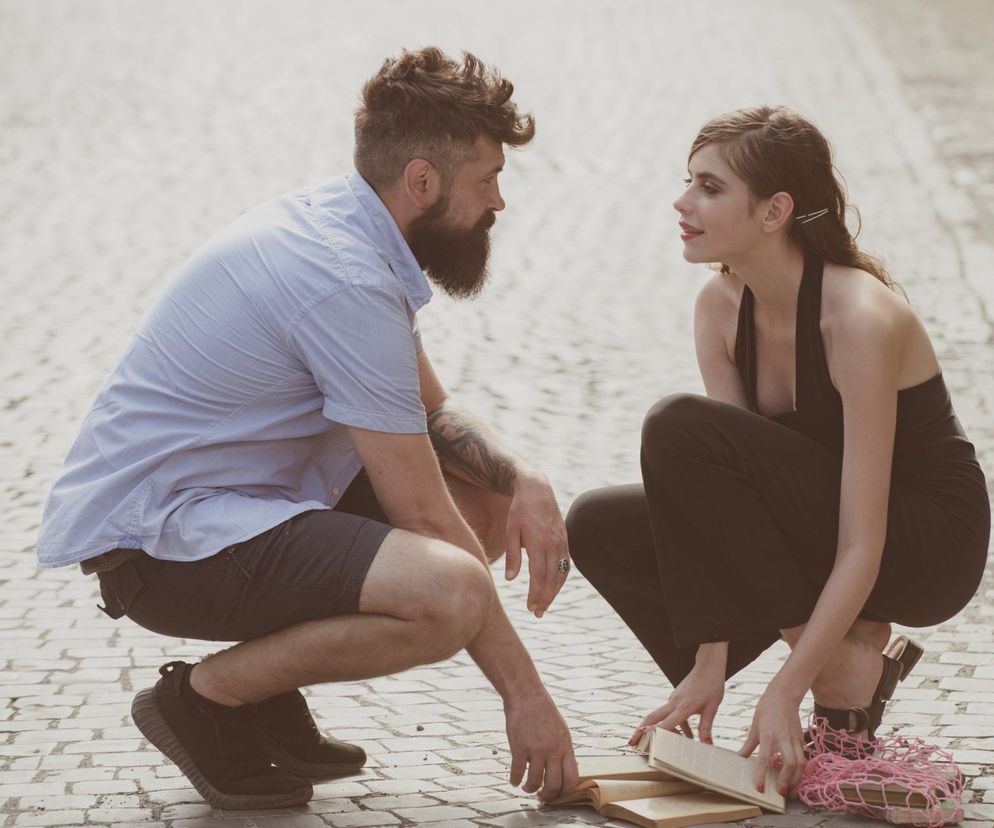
[254,689,366,780]
[131,661,312,809]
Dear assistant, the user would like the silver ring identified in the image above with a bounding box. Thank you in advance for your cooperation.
[557,558,570,574]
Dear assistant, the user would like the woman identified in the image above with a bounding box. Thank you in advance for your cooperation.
[566,106,989,795]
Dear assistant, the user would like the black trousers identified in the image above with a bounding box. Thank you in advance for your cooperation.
[566,394,988,688]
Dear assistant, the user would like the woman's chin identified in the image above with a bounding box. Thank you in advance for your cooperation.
[681,247,710,264]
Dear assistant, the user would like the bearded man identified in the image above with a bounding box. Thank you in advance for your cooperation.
[37,47,577,809]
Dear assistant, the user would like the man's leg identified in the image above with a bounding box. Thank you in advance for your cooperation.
[189,527,493,704]
[123,519,493,810]
[442,471,511,563]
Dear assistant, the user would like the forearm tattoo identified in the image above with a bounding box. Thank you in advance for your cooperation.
[427,405,517,496]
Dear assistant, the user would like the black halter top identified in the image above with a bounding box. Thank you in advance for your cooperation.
[733,256,983,486]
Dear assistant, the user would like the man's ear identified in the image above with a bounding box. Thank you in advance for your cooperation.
[760,191,795,233]
[402,158,443,210]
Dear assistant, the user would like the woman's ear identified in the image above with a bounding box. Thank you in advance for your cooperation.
[760,191,795,233]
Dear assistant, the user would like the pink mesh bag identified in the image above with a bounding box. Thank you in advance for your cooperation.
[794,717,964,826]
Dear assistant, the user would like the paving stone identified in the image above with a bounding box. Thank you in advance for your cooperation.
[317,813,401,827]
[2,3,993,828]
[394,805,481,823]
[11,813,87,827]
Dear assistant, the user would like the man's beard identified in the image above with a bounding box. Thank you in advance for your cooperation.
[407,196,495,300]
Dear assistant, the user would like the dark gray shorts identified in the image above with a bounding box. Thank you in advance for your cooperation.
[96,470,392,642]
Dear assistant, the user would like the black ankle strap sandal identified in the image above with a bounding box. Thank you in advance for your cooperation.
[811,636,924,743]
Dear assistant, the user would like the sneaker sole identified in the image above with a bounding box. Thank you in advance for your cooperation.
[261,734,365,781]
[132,688,312,810]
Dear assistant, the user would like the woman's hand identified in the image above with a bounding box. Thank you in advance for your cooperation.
[738,684,805,794]
[629,644,727,746]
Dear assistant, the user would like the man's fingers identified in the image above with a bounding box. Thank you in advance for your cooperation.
[561,752,579,796]
[504,529,522,581]
[509,751,526,788]
[538,756,563,802]
[538,544,558,617]
[523,755,544,795]
[526,548,546,616]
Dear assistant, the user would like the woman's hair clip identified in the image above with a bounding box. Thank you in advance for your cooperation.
[795,208,830,224]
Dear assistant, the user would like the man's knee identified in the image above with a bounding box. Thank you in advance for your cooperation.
[408,547,493,657]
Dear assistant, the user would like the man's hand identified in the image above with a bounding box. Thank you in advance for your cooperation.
[504,471,569,617]
[505,690,578,801]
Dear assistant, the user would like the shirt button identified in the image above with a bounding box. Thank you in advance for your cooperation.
[332,487,341,496]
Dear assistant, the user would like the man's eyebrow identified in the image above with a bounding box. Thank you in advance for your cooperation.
[486,162,505,176]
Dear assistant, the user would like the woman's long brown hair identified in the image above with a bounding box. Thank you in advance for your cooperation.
[691,106,896,290]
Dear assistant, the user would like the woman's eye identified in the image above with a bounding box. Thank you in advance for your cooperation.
[683,177,692,186]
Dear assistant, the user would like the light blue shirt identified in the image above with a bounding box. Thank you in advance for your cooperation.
[38,174,432,568]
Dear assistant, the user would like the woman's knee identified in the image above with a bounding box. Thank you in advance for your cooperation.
[565,486,635,573]
[565,489,606,563]
[641,393,717,453]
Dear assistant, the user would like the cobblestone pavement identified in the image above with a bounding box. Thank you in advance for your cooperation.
[1,1,992,826]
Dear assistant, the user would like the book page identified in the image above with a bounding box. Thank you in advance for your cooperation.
[593,778,700,806]
[546,779,597,806]
[603,791,761,828]
[647,727,785,813]
[576,753,675,782]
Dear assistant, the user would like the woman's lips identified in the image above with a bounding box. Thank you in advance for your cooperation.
[679,221,703,241]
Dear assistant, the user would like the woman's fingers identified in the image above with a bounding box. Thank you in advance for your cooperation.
[698,703,718,745]
[780,737,806,793]
[752,739,771,792]
[738,726,759,758]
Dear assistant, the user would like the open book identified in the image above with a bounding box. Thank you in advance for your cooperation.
[547,752,763,828]
[641,726,786,813]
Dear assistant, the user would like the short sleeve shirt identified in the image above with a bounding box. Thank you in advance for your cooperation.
[37,174,433,568]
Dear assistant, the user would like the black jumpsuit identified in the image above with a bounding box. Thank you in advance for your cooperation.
[566,256,990,686]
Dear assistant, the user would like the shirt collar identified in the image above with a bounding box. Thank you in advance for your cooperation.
[347,172,433,312]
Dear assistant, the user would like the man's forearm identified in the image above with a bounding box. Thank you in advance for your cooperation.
[467,595,546,703]
[408,504,546,702]
[427,401,522,495]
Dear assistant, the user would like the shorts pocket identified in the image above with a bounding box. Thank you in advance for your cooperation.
[97,560,145,619]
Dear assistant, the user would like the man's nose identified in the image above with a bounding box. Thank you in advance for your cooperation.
[491,185,506,212]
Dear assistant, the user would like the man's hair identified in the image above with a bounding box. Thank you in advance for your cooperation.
[354,47,535,189]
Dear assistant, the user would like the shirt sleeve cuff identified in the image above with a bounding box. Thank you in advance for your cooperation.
[321,398,427,434]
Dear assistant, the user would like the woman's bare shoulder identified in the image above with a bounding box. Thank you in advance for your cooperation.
[695,271,745,316]
[821,263,911,328]
[822,263,939,385]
